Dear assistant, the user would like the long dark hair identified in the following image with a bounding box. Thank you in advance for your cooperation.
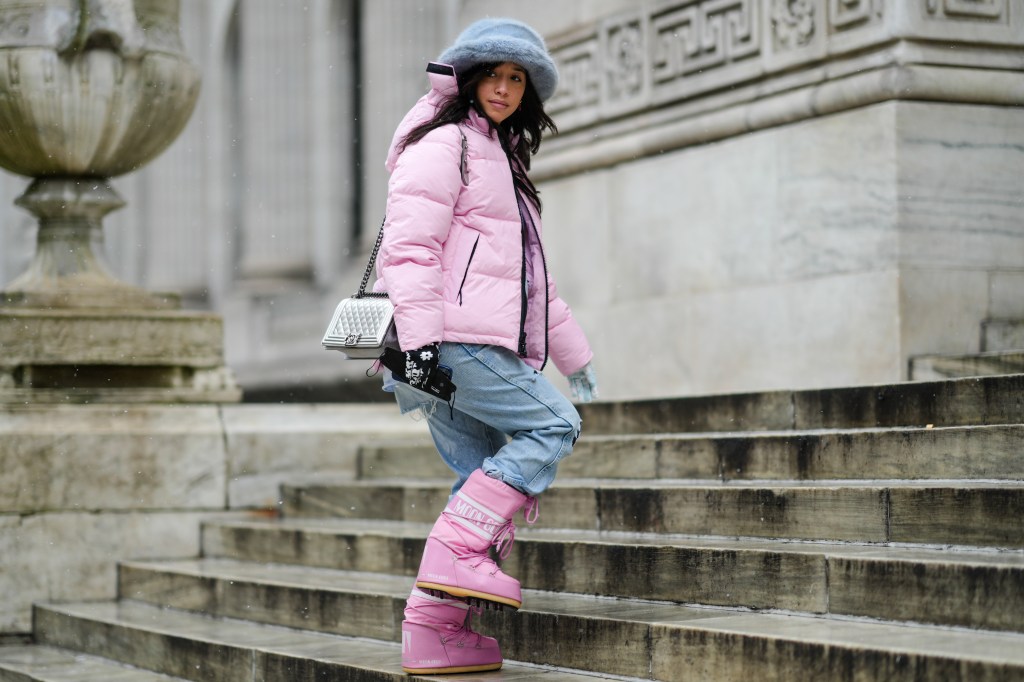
[399,62,557,211]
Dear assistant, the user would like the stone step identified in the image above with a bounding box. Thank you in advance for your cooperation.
[356,424,1024,482]
[982,319,1024,352]
[577,374,1024,434]
[280,479,1024,547]
[198,521,1024,632]
[910,350,1024,381]
[215,514,1024,630]
[51,569,1024,681]
[0,644,189,682]
[31,600,639,682]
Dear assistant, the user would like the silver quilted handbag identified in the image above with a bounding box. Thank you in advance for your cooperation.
[322,220,398,359]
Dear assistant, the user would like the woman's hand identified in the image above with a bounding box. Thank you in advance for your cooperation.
[567,362,598,403]
[403,343,440,389]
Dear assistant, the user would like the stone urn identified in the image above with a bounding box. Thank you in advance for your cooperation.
[0,0,239,403]
[0,0,200,308]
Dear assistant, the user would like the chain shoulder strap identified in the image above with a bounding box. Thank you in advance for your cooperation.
[355,216,387,298]
[358,126,468,299]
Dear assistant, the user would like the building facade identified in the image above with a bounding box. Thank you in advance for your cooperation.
[1,0,1022,401]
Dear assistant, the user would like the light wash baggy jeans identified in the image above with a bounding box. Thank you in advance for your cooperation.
[391,342,582,497]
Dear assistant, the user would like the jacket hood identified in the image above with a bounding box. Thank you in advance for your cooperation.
[385,63,494,173]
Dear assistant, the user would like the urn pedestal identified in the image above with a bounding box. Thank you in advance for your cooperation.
[0,0,239,403]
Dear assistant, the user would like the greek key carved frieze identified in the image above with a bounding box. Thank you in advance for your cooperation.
[652,0,760,83]
[550,0,763,118]
[546,0,1012,132]
[604,16,646,105]
[547,37,600,114]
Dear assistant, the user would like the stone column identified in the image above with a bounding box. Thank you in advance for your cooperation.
[358,0,452,253]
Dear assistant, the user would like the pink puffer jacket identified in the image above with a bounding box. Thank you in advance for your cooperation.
[375,63,592,376]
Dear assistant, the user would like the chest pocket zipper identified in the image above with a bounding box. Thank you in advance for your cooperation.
[456,235,479,306]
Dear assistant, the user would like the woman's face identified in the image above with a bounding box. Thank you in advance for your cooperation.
[475,62,527,124]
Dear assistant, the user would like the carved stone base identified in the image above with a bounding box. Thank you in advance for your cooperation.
[1,178,180,310]
[0,308,241,404]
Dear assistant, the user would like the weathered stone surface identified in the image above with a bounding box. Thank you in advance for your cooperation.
[0,309,226,367]
[792,374,1024,430]
[280,484,445,524]
[578,374,1024,433]
[201,520,423,577]
[351,424,1024,482]
[650,615,1024,682]
[911,351,1024,381]
[0,644,191,681]
[830,554,1024,632]
[28,600,598,681]
[118,559,402,641]
[890,486,1024,548]
[0,405,226,513]
[200,517,1024,632]
[577,389,796,434]
[711,425,1024,481]
[0,511,228,633]
[983,319,1024,352]
[593,485,889,542]
[220,404,428,508]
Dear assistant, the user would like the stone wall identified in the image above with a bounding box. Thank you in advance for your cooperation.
[0,403,428,634]
[518,0,1024,398]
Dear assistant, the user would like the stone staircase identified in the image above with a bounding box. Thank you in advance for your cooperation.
[1,374,1023,680]
[911,318,1024,380]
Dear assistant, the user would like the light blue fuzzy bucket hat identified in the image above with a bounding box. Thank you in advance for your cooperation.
[437,18,559,102]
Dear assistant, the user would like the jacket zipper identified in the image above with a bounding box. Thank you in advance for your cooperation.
[456,235,479,306]
[516,195,529,357]
[502,143,547,364]
[529,216,551,371]
[512,186,549,366]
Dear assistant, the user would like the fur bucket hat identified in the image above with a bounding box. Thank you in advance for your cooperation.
[437,18,559,102]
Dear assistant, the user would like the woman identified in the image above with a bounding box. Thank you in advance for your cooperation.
[376,18,597,675]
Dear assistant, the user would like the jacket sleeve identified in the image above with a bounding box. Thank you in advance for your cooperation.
[546,274,594,377]
[379,126,463,351]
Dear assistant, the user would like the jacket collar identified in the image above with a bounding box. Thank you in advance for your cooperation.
[428,62,493,137]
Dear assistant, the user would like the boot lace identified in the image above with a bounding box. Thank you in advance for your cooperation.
[440,603,488,649]
[490,496,539,560]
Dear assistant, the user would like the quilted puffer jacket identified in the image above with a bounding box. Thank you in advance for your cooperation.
[375,63,592,376]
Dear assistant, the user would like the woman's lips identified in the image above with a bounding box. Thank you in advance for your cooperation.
[488,100,509,109]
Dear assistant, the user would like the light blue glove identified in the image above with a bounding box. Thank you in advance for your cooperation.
[567,362,599,403]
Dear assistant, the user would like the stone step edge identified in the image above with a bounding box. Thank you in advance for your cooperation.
[280,480,1024,547]
[119,557,1024,639]
[32,601,644,682]
[356,423,1024,482]
[285,477,1024,490]
[202,517,1024,566]
[576,373,1024,433]
[368,422,1024,441]
[42,590,1024,671]
[0,643,189,681]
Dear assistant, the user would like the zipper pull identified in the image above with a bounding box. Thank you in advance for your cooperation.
[460,130,469,186]
[518,332,528,357]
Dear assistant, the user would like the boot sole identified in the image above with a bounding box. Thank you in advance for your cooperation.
[402,661,503,674]
[415,581,522,610]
